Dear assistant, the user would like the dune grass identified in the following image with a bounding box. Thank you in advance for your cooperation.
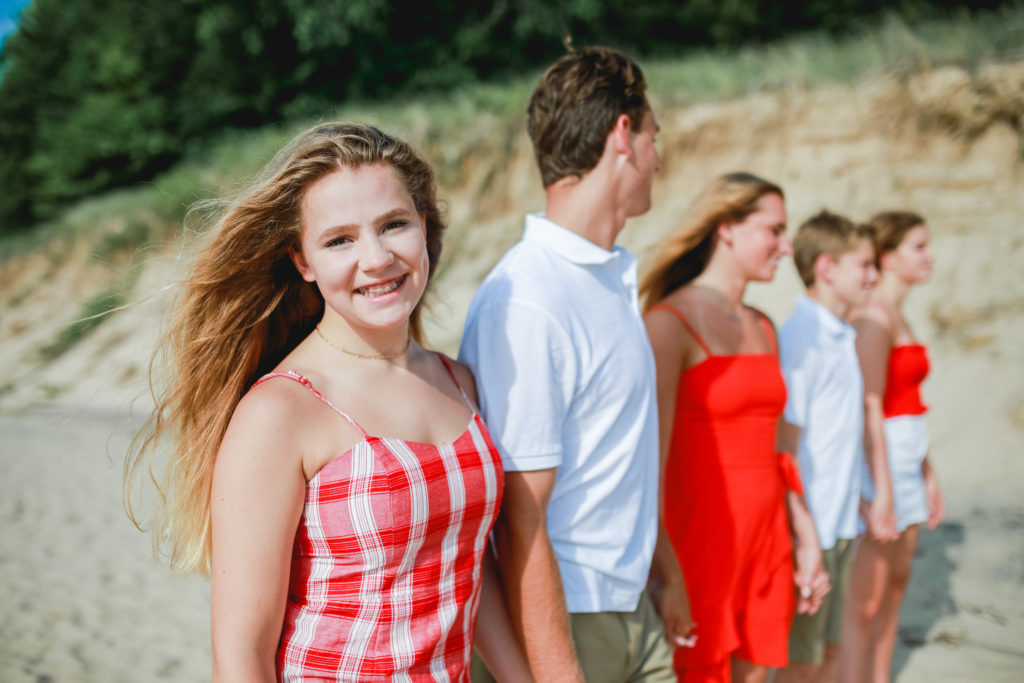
[645,5,1024,104]
[5,3,1024,361]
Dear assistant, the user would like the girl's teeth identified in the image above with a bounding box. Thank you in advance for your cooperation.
[359,277,402,297]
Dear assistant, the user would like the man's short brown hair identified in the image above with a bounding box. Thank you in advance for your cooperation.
[793,210,875,287]
[527,46,649,188]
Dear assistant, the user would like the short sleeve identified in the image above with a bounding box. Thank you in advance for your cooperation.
[459,297,576,472]
[779,332,816,429]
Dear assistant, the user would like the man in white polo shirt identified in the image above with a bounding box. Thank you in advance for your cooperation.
[459,47,678,682]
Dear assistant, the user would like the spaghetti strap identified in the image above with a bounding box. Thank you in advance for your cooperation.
[437,354,476,413]
[253,371,368,438]
[649,303,714,357]
[754,312,778,354]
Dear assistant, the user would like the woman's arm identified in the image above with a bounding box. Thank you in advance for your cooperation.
[643,308,696,647]
[473,548,535,682]
[853,304,899,542]
[778,404,830,615]
[210,388,308,683]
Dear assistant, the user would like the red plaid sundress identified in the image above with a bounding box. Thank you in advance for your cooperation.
[255,358,503,682]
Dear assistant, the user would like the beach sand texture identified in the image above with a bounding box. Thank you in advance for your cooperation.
[2,65,1023,680]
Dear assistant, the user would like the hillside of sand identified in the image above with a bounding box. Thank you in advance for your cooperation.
[1,64,1023,681]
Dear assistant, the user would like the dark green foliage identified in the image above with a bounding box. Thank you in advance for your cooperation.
[0,0,1014,235]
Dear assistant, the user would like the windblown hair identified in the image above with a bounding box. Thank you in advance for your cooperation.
[527,45,648,188]
[792,210,875,287]
[124,122,446,575]
[865,210,926,268]
[640,172,784,311]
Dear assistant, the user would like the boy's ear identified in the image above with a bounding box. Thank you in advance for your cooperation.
[813,252,833,284]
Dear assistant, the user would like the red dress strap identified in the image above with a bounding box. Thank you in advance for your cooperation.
[649,303,714,357]
[253,370,368,438]
[754,310,778,354]
[437,353,475,413]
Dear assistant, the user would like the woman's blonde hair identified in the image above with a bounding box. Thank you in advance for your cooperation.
[639,171,783,311]
[124,122,446,575]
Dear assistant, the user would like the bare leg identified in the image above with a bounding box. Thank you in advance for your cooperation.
[869,525,919,682]
[774,663,818,683]
[818,644,840,683]
[837,537,889,683]
[732,657,770,683]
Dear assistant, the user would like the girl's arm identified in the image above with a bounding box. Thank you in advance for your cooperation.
[210,388,308,683]
[643,308,696,647]
[473,549,535,682]
[853,304,899,542]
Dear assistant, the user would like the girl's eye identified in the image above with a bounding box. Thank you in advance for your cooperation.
[383,220,408,232]
[325,235,351,248]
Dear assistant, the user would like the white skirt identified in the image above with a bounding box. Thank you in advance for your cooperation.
[860,414,929,533]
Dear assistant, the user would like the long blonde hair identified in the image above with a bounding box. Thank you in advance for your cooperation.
[124,122,446,575]
[639,172,783,311]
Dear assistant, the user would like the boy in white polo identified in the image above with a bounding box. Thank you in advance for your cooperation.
[776,211,878,682]
[459,47,678,682]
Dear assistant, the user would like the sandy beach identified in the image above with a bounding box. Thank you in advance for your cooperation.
[2,64,1024,681]
[1,395,1021,681]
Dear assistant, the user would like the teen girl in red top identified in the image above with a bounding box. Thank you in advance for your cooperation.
[640,173,828,683]
[839,211,945,682]
[125,123,531,682]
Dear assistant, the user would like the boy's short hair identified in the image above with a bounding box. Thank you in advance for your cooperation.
[793,210,875,287]
[527,46,649,188]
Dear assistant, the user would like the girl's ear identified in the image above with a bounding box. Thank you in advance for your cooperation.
[878,249,895,273]
[289,246,316,283]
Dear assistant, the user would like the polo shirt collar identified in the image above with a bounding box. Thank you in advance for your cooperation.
[797,295,854,340]
[523,213,627,267]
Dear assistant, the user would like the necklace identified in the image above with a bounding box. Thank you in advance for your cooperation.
[314,325,410,360]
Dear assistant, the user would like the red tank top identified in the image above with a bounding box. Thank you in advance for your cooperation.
[882,344,929,417]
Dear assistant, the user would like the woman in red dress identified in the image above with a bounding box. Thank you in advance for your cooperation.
[640,173,828,682]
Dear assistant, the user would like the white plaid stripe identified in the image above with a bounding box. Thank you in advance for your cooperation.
[386,437,431,681]
[427,441,467,683]
[460,417,501,664]
[337,440,386,678]
[280,469,330,681]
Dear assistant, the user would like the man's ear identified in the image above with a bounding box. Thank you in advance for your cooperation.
[610,114,633,156]
[289,246,316,283]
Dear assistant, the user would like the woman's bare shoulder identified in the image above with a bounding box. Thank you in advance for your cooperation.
[851,294,895,329]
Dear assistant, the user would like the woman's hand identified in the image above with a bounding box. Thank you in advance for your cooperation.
[793,540,830,615]
[653,572,697,648]
[863,490,899,542]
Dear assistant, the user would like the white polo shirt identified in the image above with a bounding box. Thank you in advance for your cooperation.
[458,213,659,613]
[778,295,863,550]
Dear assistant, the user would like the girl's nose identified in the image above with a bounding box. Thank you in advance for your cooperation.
[359,233,394,270]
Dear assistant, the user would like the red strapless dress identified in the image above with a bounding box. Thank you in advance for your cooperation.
[651,304,797,681]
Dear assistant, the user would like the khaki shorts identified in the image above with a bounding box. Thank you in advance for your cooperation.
[788,538,856,665]
[472,592,675,682]
[569,592,676,683]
